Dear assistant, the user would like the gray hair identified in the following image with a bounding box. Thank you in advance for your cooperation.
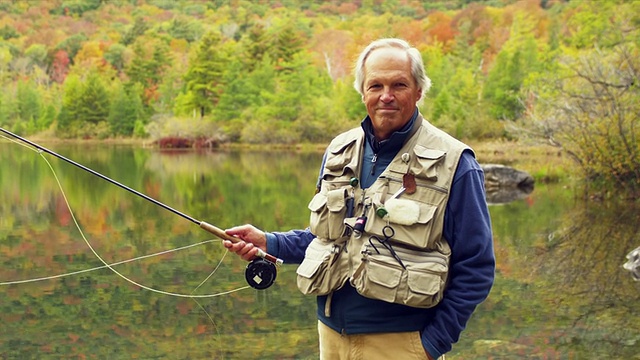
[353,38,432,103]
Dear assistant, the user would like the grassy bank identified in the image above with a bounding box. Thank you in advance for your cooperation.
[469,140,575,184]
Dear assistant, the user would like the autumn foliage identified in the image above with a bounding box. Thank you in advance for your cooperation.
[0,0,638,193]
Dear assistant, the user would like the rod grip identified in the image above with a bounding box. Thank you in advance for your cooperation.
[199,221,283,266]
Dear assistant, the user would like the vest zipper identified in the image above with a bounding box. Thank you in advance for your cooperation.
[370,153,377,176]
[363,244,448,268]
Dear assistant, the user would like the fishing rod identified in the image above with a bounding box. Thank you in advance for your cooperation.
[0,127,282,290]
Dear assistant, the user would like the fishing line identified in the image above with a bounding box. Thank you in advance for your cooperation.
[0,128,282,290]
[0,131,250,298]
[0,239,217,286]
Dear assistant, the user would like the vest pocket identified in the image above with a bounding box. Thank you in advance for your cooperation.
[410,145,445,180]
[364,201,437,249]
[296,238,348,296]
[405,266,445,307]
[352,244,448,308]
[352,258,401,303]
[308,188,348,240]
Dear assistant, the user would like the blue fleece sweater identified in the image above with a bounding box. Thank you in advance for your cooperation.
[266,111,495,358]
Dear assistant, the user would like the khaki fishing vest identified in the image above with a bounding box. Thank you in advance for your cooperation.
[297,117,470,309]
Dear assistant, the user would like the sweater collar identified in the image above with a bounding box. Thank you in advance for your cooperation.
[361,108,420,153]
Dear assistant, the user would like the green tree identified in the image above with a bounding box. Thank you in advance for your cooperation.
[155,61,186,114]
[16,79,41,125]
[165,16,202,42]
[213,60,257,122]
[57,71,110,137]
[24,44,48,71]
[213,54,276,141]
[125,37,171,105]
[182,31,229,118]
[518,44,640,197]
[240,51,332,143]
[51,0,102,16]
[0,84,17,129]
[269,23,305,66]
[77,71,110,125]
[104,43,128,73]
[57,75,82,135]
[121,16,148,46]
[241,22,269,72]
[0,24,19,40]
[108,82,146,136]
[565,1,618,49]
[484,12,541,121]
[484,48,527,120]
[0,46,13,86]
[431,86,451,122]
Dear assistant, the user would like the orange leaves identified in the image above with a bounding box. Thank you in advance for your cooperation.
[425,12,457,49]
[310,29,354,81]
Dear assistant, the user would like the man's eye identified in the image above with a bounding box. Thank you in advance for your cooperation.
[368,84,382,90]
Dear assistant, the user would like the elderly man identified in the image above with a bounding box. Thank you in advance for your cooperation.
[224,38,495,360]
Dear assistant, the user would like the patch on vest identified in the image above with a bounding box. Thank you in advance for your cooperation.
[385,198,420,225]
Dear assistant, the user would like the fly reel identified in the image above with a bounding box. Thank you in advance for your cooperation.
[245,258,277,290]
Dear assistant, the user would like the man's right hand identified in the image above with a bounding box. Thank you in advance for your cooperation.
[223,224,268,262]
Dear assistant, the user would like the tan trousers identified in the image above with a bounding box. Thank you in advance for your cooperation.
[318,320,445,360]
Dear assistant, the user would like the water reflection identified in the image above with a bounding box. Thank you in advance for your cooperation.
[535,199,640,357]
[482,163,535,205]
[485,186,534,205]
[0,142,638,359]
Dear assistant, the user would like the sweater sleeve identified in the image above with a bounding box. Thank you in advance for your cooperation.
[421,151,496,358]
[266,229,316,264]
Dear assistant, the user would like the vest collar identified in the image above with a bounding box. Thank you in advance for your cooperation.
[361,108,421,154]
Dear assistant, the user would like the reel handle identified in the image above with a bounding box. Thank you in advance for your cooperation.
[199,221,283,265]
[199,221,282,290]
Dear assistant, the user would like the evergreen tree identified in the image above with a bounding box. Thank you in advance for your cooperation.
[57,75,82,135]
[125,37,171,105]
[484,49,525,120]
[108,82,146,136]
[104,43,127,73]
[121,17,148,46]
[0,46,12,84]
[182,31,228,118]
[432,86,451,121]
[166,16,202,42]
[16,80,41,124]
[216,54,276,141]
[0,84,17,129]
[78,72,110,125]
[214,60,255,122]
[484,13,541,120]
[242,22,268,71]
[270,23,305,66]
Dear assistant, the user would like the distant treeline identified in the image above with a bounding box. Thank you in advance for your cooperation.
[0,1,637,158]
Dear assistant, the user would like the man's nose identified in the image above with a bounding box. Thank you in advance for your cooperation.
[380,88,394,102]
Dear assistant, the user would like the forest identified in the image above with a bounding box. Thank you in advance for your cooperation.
[0,0,638,194]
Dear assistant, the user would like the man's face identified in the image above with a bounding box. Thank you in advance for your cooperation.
[362,47,422,141]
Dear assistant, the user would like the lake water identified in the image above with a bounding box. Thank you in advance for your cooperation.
[0,141,638,359]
